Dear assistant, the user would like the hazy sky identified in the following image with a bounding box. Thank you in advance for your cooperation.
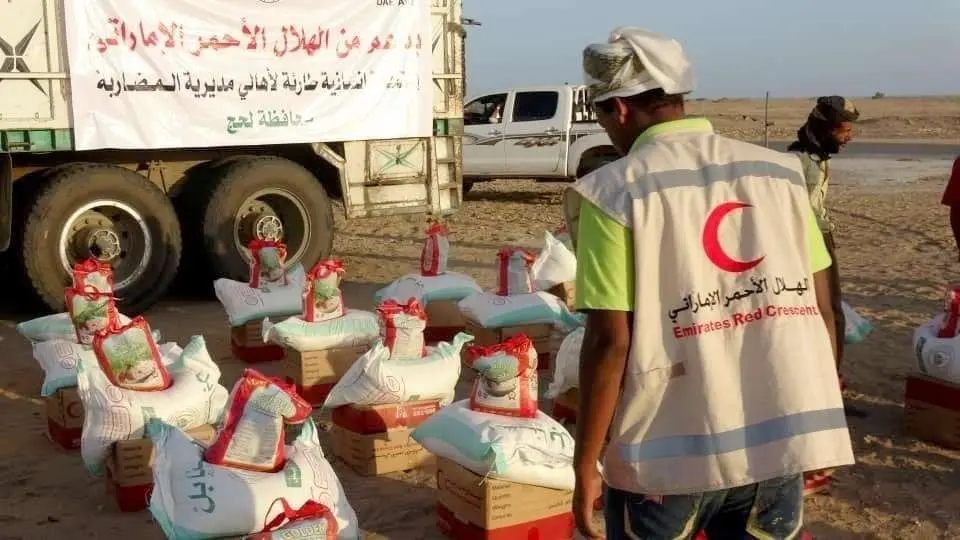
[463,0,960,100]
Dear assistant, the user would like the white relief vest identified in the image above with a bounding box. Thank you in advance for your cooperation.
[568,122,854,495]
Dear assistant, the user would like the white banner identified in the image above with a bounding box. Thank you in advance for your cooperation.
[63,0,432,151]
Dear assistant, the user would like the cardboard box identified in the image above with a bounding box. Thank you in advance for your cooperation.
[286,345,370,406]
[552,388,579,426]
[548,281,576,311]
[464,319,556,372]
[904,373,960,450]
[106,424,217,512]
[425,300,467,343]
[231,319,285,363]
[45,387,84,451]
[331,400,440,476]
[435,457,574,539]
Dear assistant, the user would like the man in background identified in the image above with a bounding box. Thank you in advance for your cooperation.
[788,96,859,378]
[566,27,853,539]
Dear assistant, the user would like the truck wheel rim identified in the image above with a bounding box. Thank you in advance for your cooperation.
[59,200,153,291]
[234,188,311,266]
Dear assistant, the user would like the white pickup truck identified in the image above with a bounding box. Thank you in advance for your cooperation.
[462,84,617,191]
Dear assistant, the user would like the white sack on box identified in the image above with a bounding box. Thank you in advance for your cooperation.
[214,264,306,326]
[531,231,577,292]
[458,291,584,331]
[261,310,380,352]
[17,312,137,344]
[374,272,482,305]
[322,333,473,409]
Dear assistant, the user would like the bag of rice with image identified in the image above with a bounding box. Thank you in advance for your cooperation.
[303,259,346,323]
[377,298,427,361]
[466,334,539,418]
[72,258,114,295]
[420,223,451,277]
[92,317,172,392]
[249,240,289,289]
[244,500,339,539]
[65,287,120,346]
[205,369,313,473]
[496,247,535,296]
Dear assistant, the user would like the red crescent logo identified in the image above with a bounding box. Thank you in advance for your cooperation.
[702,201,765,273]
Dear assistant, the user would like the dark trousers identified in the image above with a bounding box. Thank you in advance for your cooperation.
[604,475,805,539]
[823,232,845,371]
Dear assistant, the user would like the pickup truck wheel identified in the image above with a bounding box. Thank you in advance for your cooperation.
[198,157,334,281]
[577,153,619,177]
[19,164,181,314]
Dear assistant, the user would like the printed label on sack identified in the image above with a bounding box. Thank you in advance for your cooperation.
[92,316,172,391]
[304,259,346,323]
[249,240,289,289]
[65,287,120,345]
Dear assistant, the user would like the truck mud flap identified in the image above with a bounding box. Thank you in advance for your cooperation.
[0,153,11,252]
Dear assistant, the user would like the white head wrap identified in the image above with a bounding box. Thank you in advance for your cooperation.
[583,27,695,103]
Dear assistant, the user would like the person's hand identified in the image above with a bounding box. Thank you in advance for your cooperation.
[573,465,605,539]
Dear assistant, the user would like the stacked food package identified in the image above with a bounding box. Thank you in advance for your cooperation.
[148,369,358,538]
[375,224,482,342]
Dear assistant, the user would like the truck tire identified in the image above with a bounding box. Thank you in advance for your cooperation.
[19,163,182,314]
[577,151,619,177]
[195,157,334,282]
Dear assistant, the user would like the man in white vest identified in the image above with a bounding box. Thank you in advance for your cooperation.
[566,28,855,539]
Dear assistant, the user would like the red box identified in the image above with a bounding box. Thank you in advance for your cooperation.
[332,400,442,435]
[437,503,574,540]
[231,320,285,364]
[904,373,960,449]
[45,387,83,451]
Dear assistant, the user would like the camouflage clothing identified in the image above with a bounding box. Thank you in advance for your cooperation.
[797,152,833,233]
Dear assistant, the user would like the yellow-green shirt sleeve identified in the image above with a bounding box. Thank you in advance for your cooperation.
[806,204,832,273]
[574,199,635,311]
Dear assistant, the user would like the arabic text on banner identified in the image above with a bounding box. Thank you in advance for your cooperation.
[63,0,432,151]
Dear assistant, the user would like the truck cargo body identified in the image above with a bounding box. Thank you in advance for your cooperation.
[0,0,465,313]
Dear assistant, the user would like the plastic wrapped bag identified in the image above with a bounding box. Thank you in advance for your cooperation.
[531,231,577,292]
[420,223,451,277]
[322,333,473,408]
[249,240,289,289]
[545,327,584,399]
[205,369,313,473]
[65,287,120,346]
[377,298,427,361]
[497,247,535,296]
[841,301,873,344]
[92,317,171,392]
[466,335,539,418]
[149,418,359,539]
[304,259,346,323]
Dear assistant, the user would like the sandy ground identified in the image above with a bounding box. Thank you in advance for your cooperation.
[687,96,960,142]
[2,173,960,539]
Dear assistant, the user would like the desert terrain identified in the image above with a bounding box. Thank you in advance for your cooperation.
[0,97,958,539]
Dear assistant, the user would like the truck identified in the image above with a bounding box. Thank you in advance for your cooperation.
[0,0,465,314]
[462,84,618,192]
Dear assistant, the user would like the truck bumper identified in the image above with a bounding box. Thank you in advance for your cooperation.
[0,153,11,251]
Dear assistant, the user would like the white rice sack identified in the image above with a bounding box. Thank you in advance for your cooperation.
[458,291,584,331]
[261,310,380,352]
[545,327,584,399]
[148,418,359,539]
[411,400,575,490]
[322,333,474,409]
[32,331,168,397]
[842,301,873,345]
[913,315,960,384]
[77,335,229,475]
[16,312,136,344]
[214,264,306,326]
[374,272,482,305]
[531,231,577,292]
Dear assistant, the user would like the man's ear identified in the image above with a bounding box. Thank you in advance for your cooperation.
[614,97,632,124]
